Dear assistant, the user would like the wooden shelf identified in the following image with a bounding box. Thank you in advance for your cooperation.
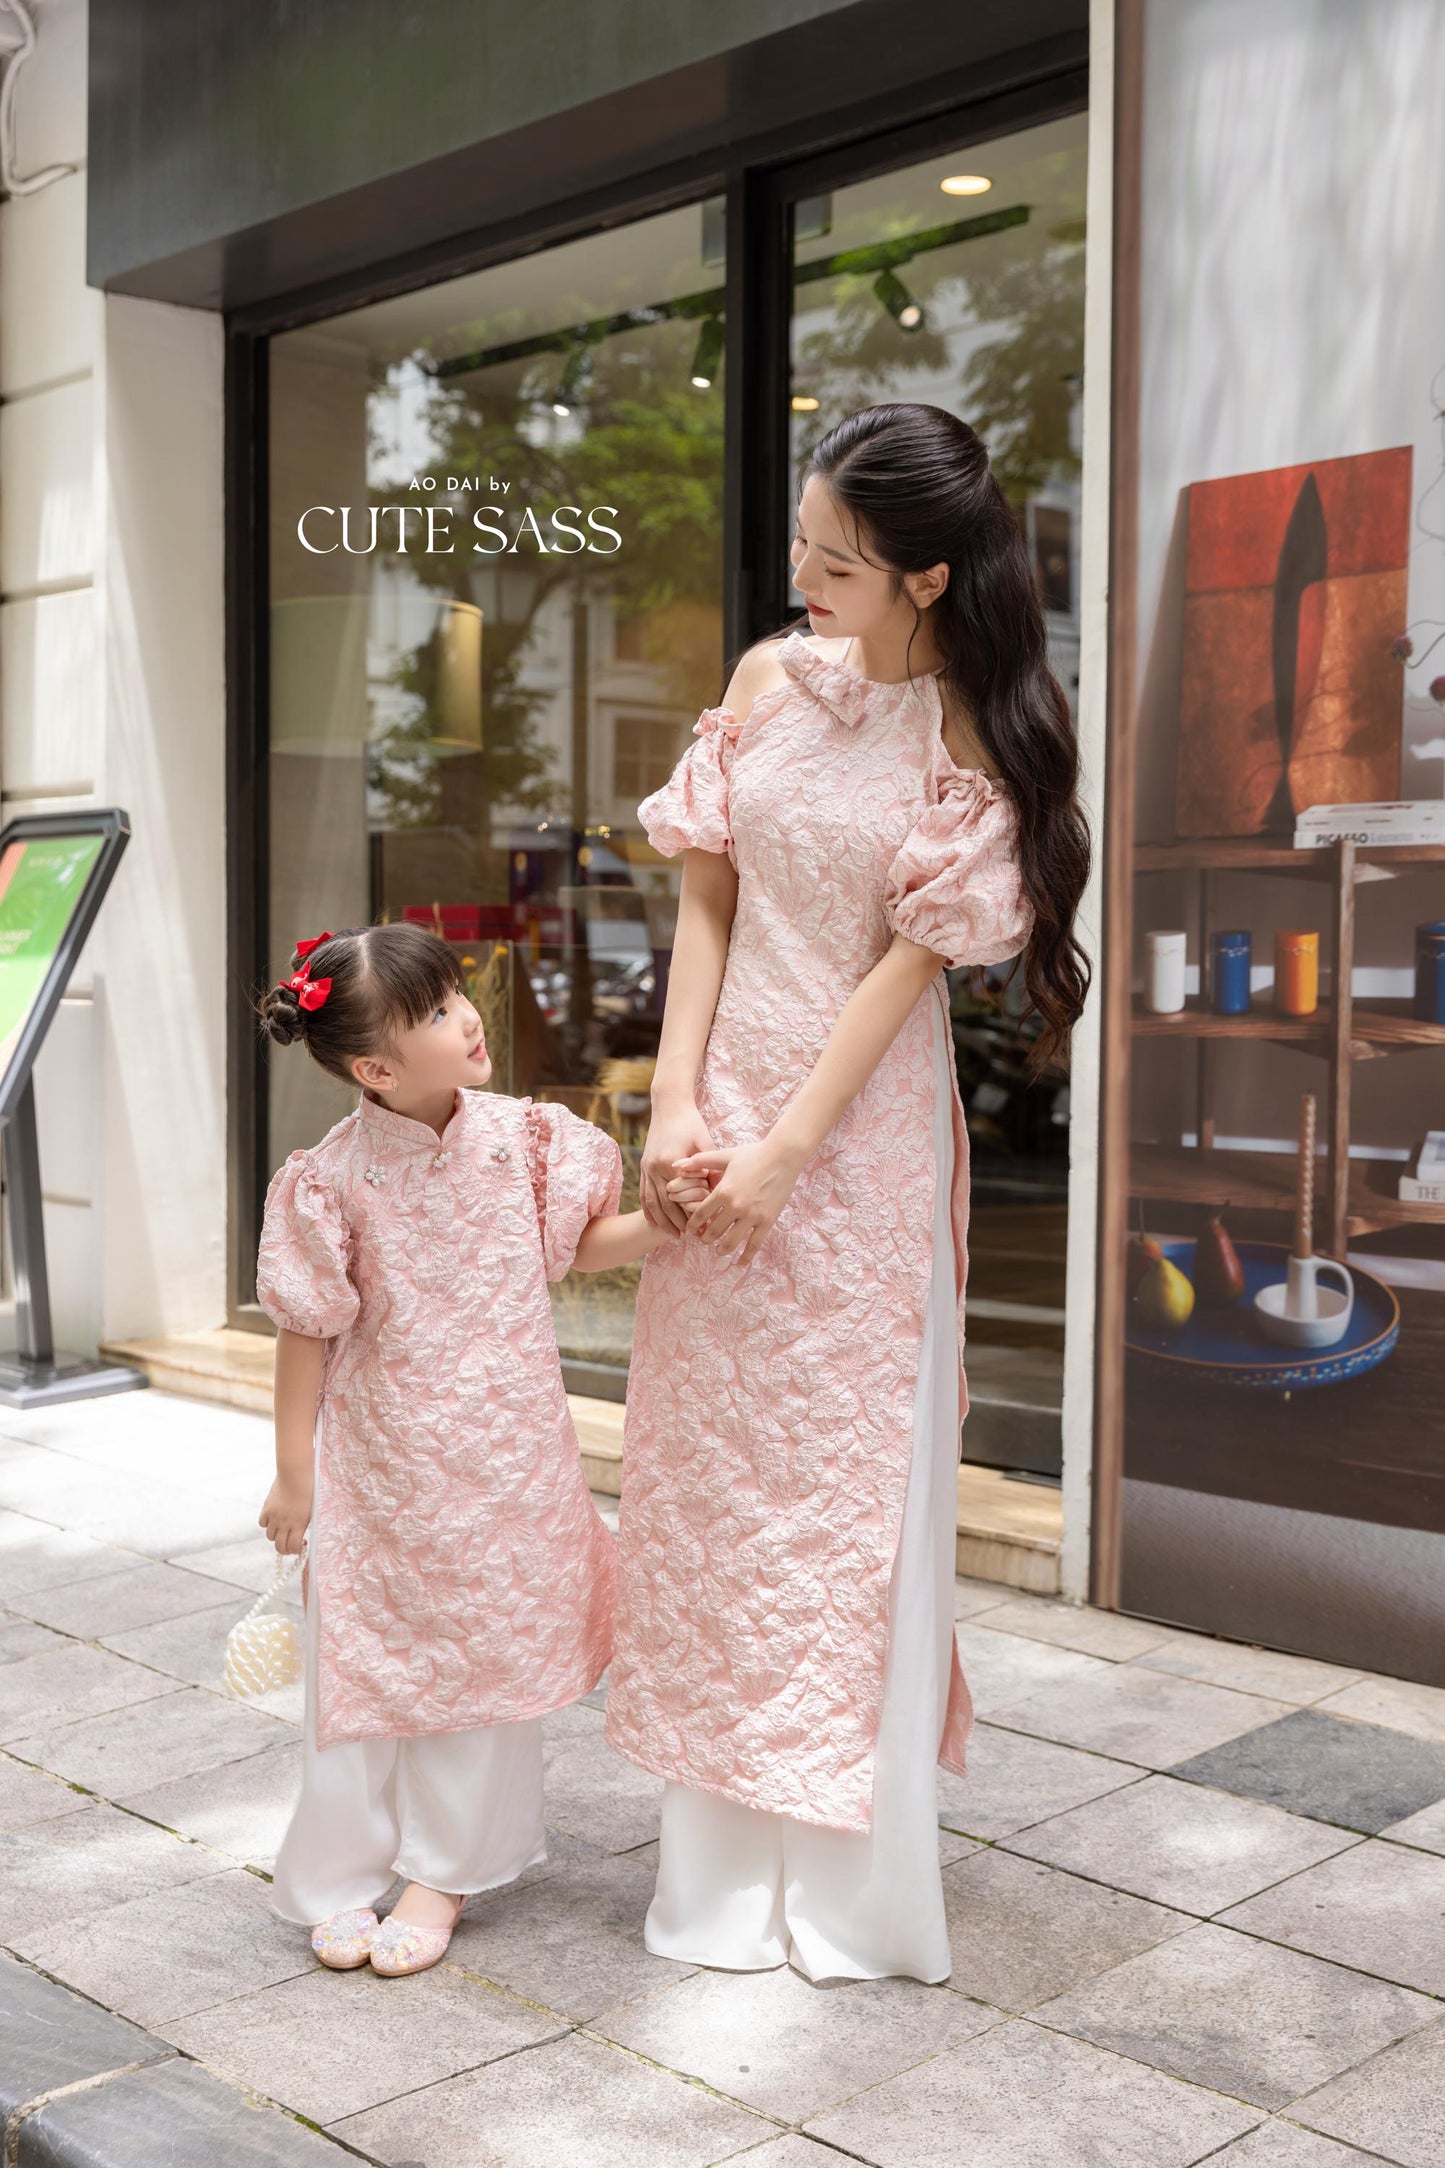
[1348,1000,1445,1056]
[1136,839,1445,875]
[1131,995,1329,1045]
[1130,1144,1445,1238]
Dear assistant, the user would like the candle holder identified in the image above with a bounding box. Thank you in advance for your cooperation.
[1253,1091,1354,1345]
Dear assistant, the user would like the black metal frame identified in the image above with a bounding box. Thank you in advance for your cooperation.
[224,45,1088,1324]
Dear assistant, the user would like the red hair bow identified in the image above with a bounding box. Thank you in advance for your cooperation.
[294,931,333,961]
[281,959,332,1012]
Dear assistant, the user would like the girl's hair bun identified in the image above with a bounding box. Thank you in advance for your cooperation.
[259,983,307,1047]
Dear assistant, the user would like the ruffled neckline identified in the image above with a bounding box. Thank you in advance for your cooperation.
[777,631,941,728]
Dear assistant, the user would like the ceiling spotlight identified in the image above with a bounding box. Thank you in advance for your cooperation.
[791,393,820,412]
[551,341,593,416]
[873,268,924,333]
[690,316,724,389]
[941,174,991,196]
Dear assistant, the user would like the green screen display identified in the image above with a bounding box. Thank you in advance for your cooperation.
[0,834,105,1082]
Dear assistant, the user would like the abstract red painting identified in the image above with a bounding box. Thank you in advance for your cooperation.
[1176,447,1412,837]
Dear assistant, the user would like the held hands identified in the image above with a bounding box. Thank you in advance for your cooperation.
[666,1138,805,1266]
[259,1472,313,1557]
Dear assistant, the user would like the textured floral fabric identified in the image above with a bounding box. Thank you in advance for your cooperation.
[256,1089,621,1751]
[605,631,1034,1833]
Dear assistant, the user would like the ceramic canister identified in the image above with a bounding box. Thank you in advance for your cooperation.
[1210,930,1251,1015]
[1415,921,1445,1024]
[1275,929,1319,1016]
[1145,929,1187,1014]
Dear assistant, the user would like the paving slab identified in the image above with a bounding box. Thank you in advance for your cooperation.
[104,1601,303,1725]
[804,2016,1259,2165]
[118,1740,302,1871]
[0,1751,88,1833]
[955,1575,1021,1620]
[448,1849,687,2019]
[937,1722,1141,1841]
[991,1663,1291,1767]
[181,1536,293,1594]
[1219,1840,1445,1995]
[1315,1674,1445,1745]
[1380,1796,1445,1856]
[1001,1772,1359,1915]
[335,2028,769,2168]
[0,1615,67,1665]
[713,2143,860,2168]
[0,1509,139,1596]
[0,1949,160,2109]
[1171,1708,1445,1834]
[968,1597,1176,1662]
[21,2053,355,2165]
[0,1642,180,1742]
[10,1684,291,1796]
[14,1866,314,2027]
[1208,2123,1397,2163]
[165,1960,568,2124]
[598,1962,1000,2123]
[1132,1635,1364,1706]
[0,1799,227,1939]
[1293,2016,1445,2167]
[13,1560,248,1639]
[540,1700,664,1853]
[1032,1921,1436,2111]
[939,1847,1190,2012]
[954,1622,1108,1715]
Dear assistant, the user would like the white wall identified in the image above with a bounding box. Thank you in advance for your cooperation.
[1133,0,1445,1165]
[0,0,228,1350]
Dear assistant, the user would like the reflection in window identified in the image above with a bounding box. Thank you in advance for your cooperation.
[268,201,726,1376]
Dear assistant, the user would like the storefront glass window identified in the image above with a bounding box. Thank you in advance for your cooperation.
[788,112,1087,1471]
[267,201,726,1377]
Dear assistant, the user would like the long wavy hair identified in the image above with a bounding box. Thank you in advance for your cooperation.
[772,403,1092,1074]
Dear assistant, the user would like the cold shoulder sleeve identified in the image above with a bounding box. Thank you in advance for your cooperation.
[255,1152,360,1338]
[524,1102,625,1281]
[636,707,742,857]
[884,771,1035,968]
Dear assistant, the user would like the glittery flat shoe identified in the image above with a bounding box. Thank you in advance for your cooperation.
[368,1898,464,1977]
[311,1908,379,1969]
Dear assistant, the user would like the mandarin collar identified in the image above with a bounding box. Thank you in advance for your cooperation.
[776,630,942,729]
[359,1086,469,1152]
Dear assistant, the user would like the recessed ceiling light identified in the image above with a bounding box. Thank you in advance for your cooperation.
[941,174,991,196]
[791,394,820,412]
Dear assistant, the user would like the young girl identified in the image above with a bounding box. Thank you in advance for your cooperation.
[254,921,693,1977]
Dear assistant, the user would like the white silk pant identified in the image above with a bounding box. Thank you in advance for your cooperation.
[644,997,960,1983]
[270,1535,547,1925]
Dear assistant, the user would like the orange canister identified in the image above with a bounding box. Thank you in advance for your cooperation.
[1274,929,1319,1015]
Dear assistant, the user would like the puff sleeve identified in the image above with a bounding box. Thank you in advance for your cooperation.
[524,1102,625,1281]
[255,1152,360,1338]
[637,707,741,857]
[884,771,1035,969]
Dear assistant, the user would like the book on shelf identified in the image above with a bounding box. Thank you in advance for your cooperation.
[1398,1130,1445,1202]
[1294,800,1445,849]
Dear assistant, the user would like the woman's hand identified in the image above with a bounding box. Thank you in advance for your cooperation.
[640,1099,715,1232]
[259,1471,313,1556]
[669,1137,806,1265]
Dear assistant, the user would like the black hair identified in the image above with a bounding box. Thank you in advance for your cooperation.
[257,923,466,1087]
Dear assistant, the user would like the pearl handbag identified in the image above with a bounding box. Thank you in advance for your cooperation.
[223,1548,304,1698]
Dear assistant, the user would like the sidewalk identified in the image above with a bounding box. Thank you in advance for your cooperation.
[1,1392,1444,2166]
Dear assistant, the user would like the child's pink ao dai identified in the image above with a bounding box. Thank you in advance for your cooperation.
[256,1089,621,1751]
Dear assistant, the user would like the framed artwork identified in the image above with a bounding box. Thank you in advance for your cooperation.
[1175,447,1412,837]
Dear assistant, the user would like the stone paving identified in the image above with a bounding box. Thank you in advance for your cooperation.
[3,1391,1445,2164]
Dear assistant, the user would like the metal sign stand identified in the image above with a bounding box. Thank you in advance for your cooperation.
[0,1073,146,1406]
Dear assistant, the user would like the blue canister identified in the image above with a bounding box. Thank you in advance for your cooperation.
[1211,929,1252,1015]
[1415,921,1445,1023]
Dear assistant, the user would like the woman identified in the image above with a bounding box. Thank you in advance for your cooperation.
[603,403,1091,1983]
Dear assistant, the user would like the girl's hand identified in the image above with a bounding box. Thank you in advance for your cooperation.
[259,1472,313,1556]
[670,1139,805,1265]
[640,1100,714,1232]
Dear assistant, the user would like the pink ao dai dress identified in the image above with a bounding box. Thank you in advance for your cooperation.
[604,631,1035,1981]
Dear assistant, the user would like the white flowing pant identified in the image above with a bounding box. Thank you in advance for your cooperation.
[644,998,960,1983]
[270,1533,547,1925]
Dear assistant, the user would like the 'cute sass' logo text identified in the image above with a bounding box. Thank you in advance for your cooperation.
[296,474,620,557]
